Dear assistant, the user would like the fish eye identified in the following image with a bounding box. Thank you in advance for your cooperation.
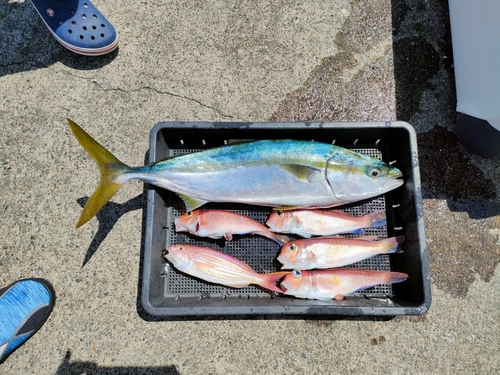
[292,269,301,278]
[187,211,193,216]
[276,210,283,217]
[178,246,184,251]
[367,167,381,178]
[288,244,297,251]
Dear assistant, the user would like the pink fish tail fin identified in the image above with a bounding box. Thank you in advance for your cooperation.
[385,271,409,284]
[256,231,290,246]
[366,210,387,228]
[259,272,289,293]
[382,235,406,254]
[271,233,291,246]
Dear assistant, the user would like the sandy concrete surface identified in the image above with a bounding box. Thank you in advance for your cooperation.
[1,0,499,374]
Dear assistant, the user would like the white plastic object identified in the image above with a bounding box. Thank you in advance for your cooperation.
[449,0,500,157]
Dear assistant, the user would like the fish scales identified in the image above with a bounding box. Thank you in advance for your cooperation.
[175,210,289,245]
[165,244,288,293]
[277,236,405,270]
[280,269,408,300]
[68,119,403,228]
[144,140,337,205]
[266,209,387,237]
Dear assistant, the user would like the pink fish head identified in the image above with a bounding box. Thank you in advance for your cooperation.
[277,241,312,269]
[280,269,311,296]
[266,210,293,231]
[164,244,194,271]
[175,211,200,233]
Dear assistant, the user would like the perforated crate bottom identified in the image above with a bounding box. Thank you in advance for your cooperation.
[162,148,395,300]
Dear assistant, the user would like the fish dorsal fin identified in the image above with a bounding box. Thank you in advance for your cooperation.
[280,164,322,183]
[178,194,208,212]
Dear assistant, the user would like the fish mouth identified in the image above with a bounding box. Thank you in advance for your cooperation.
[174,218,185,232]
[174,218,181,231]
[382,177,404,192]
[276,256,293,270]
[265,221,277,231]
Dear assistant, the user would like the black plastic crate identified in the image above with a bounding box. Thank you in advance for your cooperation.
[141,121,431,317]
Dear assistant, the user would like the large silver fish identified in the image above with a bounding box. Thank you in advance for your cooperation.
[68,119,403,228]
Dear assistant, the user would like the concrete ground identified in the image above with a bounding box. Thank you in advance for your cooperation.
[1,0,499,374]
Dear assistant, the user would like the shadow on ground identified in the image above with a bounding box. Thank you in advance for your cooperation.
[417,126,500,218]
[56,350,179,375]
[77,194,146,267]
[390,0,499,218]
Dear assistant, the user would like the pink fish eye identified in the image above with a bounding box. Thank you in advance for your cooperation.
[187,211,193,216]
[288,243,297,251]
[276,210,284,217]
[178,246,184,251]
[292,269,301,278]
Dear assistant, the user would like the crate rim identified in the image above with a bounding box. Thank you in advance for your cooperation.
[141,120,431,319]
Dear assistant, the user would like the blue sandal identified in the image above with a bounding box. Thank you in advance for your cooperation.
[0,279,55,363]
[30,0,119,56]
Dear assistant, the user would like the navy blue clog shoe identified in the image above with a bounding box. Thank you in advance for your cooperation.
[0,279,55,364]
[30,0,119,56]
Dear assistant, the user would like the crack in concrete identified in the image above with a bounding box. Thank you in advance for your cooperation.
[93,80,238,120]
[139,85,238,120]
[53,67,240,120]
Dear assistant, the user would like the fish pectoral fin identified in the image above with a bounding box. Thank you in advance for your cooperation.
[355,235,379,242]
[280,164,322,183]
[178,194,208,212]
[274,205,303,211]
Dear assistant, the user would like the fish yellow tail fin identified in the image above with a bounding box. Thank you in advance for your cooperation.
[68,119,130,228]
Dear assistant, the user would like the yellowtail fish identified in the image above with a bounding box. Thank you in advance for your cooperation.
[164,244,288,293]
[266,209,386,238]
[277,236,405,269]
[68,119,403,228]
[280,269,408,300]
[175,210,290,245]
